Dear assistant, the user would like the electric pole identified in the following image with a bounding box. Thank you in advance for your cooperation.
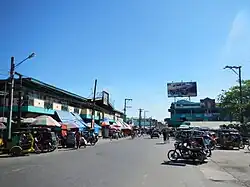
[138,108,143,129]
[144,110,149,129]
[123,98,132,122]
[149,117,152,129]
[91,79,97,129]
[7,53,35,140]
[7,57,15,140]
[224,65,243,124]
[15,72,23,128]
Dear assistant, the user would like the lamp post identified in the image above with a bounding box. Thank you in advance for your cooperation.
[90,79,97,129]
[123,98,132,122]
[7,53,35,140]
[224,65,243,123]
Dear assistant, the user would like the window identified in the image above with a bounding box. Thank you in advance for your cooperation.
[74,108,79,114]
[61,105,68,111]
[44,101,53,109]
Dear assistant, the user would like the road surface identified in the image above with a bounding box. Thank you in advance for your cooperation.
[0,137,246,187]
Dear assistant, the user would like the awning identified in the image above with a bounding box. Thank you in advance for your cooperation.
[55,111,86,131]
[120,121,132,130]
[60,122,79,129]
[32,115,61,127]
[71,113,88,126]
[101,118,110,126]
[110,125,119,130]
[0,123,6,130]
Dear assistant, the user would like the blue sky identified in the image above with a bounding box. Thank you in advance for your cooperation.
[1,0,250,120]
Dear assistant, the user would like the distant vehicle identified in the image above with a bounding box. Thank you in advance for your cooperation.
[151,131,160,139]
[66,132,76,148]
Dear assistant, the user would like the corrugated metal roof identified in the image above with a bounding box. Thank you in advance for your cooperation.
[28,78,87,101]
[188,121,240,129]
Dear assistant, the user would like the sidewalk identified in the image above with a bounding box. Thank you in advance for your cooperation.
[199,149,250,187]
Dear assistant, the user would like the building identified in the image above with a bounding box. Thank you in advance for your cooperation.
[0,77,124,125]
[127,117,157,128]
[168,97,222,127]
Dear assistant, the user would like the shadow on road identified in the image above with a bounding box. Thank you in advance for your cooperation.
[156,142,166,145]
[0,154,29,159]
[58,148,78,152]
[161,160,207,167]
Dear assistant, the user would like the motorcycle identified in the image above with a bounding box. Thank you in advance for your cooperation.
[168,142,207,164]
[83,132,98,146]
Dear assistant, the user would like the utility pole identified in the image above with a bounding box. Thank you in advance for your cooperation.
[91,79,97,129]
[7,53,35,141]
[15,72,23,128]
[123,98,132,122]
[144,110,149,129]
[224,66,243,123]
[7,57,15,140]
[149,117,152,129]
[138,108,143,129]
[239,66,243,123]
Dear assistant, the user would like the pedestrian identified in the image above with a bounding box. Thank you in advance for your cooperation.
[162,129,167,143]
[75,130,81,149]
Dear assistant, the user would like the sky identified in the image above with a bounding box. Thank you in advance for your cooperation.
[1,0,250,120]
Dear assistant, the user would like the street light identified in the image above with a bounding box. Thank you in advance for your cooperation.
[224,65,243,123]
[123,98,132,121]
[7,53,35,140]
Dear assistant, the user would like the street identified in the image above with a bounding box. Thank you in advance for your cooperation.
[0,137,249,187]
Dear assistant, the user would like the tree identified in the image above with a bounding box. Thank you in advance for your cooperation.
[218,80,250,123]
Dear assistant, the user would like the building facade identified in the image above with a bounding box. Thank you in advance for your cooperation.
[168,97,222,127]
[0,78,124,124]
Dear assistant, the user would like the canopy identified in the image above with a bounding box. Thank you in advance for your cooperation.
[32,115,61,127]
[118,120,132,130]
[109,125,119,130]
[56,111,86,131]
[0,122,6,130]
[60,122,79,129]
[86,122,102,134]
[101,118,110,126]
[178,124,190,129]
[0,117,14,123]
[21,118,36,124]
[71,113,88,126]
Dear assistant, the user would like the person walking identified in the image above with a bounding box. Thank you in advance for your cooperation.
[162,128,167,143]
[75,130,81,149]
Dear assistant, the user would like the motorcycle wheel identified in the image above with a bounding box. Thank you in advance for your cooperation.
[197,152,206,164]
[239,142,245,149]
[209,142,216,150]
[206,149,212,157]
[247,145,250,151]
[167,150,179,161]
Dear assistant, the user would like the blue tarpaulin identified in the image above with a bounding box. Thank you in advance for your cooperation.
[86,123,102,134]
[71,113,88,126]
[56,111,86,131]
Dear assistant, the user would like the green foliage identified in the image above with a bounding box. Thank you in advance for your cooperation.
[218,80,250,122]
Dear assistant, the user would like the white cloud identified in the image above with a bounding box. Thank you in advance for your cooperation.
[221,10,250,66]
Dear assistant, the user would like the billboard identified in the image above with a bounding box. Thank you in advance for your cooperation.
[102,91,109,105]
[167,82,197,97]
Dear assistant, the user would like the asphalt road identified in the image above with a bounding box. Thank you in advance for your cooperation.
[0,137,246,187]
